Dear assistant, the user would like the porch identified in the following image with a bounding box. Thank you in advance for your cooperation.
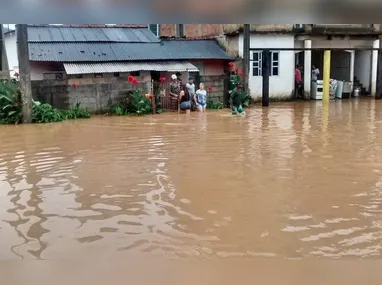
[294,37,379,98]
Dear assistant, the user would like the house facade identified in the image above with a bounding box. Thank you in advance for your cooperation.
[3,24,231,112]
[223,24,382,100]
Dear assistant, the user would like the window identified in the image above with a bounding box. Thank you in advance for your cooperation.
[113,72,120,77]
[252,51,262,76]
[252,51,279,76]
[271,51,279,76]
[176,24,184,37]
[148,24,159,37]
[94,73,103,78]
[130,71,140,76]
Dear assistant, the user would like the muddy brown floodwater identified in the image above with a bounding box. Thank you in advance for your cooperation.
[1,99,382,261]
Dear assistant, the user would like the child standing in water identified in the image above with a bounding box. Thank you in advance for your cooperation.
[230,83,243,115]
[196,83,207,112]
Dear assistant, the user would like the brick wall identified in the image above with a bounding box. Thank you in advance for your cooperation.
[223,24,294,34]
[31,80,150,113]
[160,24,224,38]
[200,75,229,104]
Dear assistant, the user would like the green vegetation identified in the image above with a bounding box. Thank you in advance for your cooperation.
[206,98,224,109]
[229,73,251,108]
[0,81,91,124]
[110,89,153,116]
[0,81,22,124]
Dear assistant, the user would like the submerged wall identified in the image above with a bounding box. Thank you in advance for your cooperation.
[31,80,150,113]
[31,75,228,112]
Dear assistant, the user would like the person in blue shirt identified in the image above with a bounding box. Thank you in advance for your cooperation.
[196,83,207,112]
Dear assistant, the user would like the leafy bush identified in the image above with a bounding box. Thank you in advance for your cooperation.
[0,81,22,124]
[228,74,251,108]
[32,101,65,123]
[61,103,91,119]
[228,61,251,108]
[1,81,91,124]
[206,98,224,109]
[112,90,152,116]
[241,92,251,107]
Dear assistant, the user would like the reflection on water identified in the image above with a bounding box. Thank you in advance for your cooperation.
[1,99,382,260]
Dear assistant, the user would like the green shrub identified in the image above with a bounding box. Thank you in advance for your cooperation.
[1,81,91,124]
[61,103,91,119]
[228,74,251,108]
[206,98,224,109]
[0,81,22,124]
[241,92,251,107]
[32,101,65,123]
[111,90,152,116]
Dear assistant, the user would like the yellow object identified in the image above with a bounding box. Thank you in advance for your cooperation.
[323,50,331,102]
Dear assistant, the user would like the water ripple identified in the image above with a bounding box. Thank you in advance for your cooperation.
[1,100,382,259]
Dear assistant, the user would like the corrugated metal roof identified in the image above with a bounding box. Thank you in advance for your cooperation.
[63,61,199,74]
[29,40,233,62]
[27,26,160,43]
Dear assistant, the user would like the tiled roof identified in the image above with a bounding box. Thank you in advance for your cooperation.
[29,40,233,62]
[27,26,159,43]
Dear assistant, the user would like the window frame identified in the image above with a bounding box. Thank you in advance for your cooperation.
[252,51,279,77]
[271,51,279,76]
[252,51,262,77]
[148,24,159,37]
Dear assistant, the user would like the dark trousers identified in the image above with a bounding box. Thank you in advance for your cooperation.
[295,81,303,99]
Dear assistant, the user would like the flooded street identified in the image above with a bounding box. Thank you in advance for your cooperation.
[2,99,382,261]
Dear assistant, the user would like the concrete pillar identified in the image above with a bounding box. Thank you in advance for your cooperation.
[349,50,355,82]
[323,50,331,102]
[371,39,380,97]
[303,40,312,99]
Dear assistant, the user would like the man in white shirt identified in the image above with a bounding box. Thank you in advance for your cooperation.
[186,77,196,110]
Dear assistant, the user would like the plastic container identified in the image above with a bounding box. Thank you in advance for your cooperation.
[353,87,360,97]
[336,81,344,98]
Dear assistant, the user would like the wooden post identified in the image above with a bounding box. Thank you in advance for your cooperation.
[16,24,33,123]
[243,24,250,95]
[322,50,331,102]
[262,49,270,107]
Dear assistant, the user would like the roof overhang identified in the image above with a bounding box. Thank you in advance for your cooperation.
[63,61,199,75]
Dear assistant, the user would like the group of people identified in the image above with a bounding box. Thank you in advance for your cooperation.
[295,64,320,99]
[169,74,207,113]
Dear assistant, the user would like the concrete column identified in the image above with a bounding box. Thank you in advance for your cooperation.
[304,40,312,99]
[371,39,380,97]
[349,50,355,82]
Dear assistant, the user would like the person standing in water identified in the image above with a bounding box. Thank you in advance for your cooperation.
[230,83,243,115]
[295,64,303,99]
[186,77,196,111]
[196,83,207,112]
[178,89,191,113]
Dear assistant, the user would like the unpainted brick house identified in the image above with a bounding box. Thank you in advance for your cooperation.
[3,24,233,112]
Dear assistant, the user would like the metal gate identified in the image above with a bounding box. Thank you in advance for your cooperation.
[153,82,179,111]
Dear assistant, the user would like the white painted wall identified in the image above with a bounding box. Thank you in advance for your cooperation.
[238,34,295,99]
[3,31,19,78]
[354,50,371,91]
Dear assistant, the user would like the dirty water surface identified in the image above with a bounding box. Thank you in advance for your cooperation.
[1,99,382,261]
